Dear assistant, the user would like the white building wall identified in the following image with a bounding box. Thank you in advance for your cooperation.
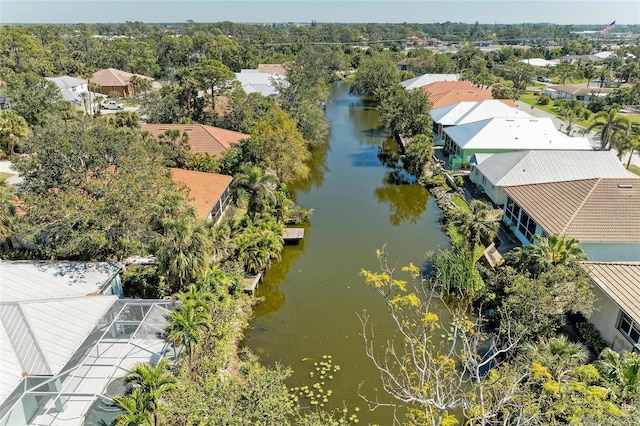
[588,286,636,352]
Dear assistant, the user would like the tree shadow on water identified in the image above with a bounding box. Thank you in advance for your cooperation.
[374,172,430,226]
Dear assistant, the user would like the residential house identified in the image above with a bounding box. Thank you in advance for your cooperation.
[44,76,103,113]
[400,73,459,90]
[416,81,514,110]
[141,123,249,158]
[442,116,591,169]
[543,85,614,103]
[470,150,637,206]
[520,58,558,67]
[0,262,178,426]
[502,178,640,261]
[430,100,531,142]
[170,168,233,223]
[581,262,640,353]
[90,68,153,98]
[234,68,287,97]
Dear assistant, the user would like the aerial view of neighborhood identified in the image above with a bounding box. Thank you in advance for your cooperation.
[0,1,639,424]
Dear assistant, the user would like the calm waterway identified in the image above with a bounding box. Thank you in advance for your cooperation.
[244,81,450,424]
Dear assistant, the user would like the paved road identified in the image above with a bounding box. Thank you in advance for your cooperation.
[514,101,640,168]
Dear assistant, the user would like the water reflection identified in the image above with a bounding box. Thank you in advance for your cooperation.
[252,234,307,317]
[374,181,431,226]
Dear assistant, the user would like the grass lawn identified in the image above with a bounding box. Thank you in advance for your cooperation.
[627,164,640,176]
[450,194,469,211]
[0,172,13,180]
[520,91,640,131]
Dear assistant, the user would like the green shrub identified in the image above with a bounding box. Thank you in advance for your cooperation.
[537,95,551,105]
[576,321,608,356]
[425,174,447,188]
[122,265,166,299]
[454,175,465,187]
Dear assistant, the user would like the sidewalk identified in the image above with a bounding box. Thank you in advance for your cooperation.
[514,101,640,168]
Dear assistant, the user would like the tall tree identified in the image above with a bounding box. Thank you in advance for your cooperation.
[248,106,310,184]
[166,302,212,368]
[111,388,153,426]
[587,108,631,150]
[153,215,211,291]
[6,72,63,127]
[349,52,400,100]
[449,199,499,254]
[231,165,279,213]
[123,358,176,426]
[194,58,235,107]
[0,110,29,156]
[0,179,16,249]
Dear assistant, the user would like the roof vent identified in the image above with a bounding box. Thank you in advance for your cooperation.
[618,184,633,189]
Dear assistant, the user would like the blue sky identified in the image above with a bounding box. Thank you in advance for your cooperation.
[1,0,637,25]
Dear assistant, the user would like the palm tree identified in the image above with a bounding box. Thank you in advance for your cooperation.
[111,388,153,426]
[612,133,640,169]
[153,216,211,291]
[165,302,212,368]
[231,165,280,213]
[535,233,588,266]
[524,335,589,382]
[0,110,29,157]
[598,66,615,88]
[403,133,434,178]
[596,348,640,404]
[587,108,631,150]
[177,284,215,311]
[122,359,176,426]
[449,199,499,254]
[0,179,16,250]
[158,129,191,168]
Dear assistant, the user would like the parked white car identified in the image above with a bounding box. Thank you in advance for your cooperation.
[101,100,125,110]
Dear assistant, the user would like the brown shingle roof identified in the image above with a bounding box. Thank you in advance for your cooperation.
[504,178,640,242]
[142,124,249,158]
[548,85,614,96]
[581,262,640,323]
[90,68,152,87]
[169,168,232,221]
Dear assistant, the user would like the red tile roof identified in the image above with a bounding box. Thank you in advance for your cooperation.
[142,124,249,158]
[417,81,514,109]
[169,168,233,221]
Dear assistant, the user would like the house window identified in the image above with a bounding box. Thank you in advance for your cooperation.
[618,312,640,346]
[517,210,537,243]
[481,176,486,186]
[505,198,521,225]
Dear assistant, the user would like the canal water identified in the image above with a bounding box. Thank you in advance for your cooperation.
[244,81,450,424]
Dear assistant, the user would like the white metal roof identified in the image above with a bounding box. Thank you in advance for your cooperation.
[443,117,592,151]
[0,261,122,303]
[475,150,638,187]
[235,69,287,97]
[0,296,117,402]
[431,100,531,126]
[400,73,458,90]
[520,58,558,67]
[44,76,87,90]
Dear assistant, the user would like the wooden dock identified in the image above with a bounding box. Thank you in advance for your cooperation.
[283,228,304,244]
[243,272,263,295]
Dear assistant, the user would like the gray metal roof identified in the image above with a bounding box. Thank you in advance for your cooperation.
[476,150,637,187]
[431,100,530,126]
[400,73,458,90]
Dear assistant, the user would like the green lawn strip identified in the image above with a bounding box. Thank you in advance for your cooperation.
[626,164,640,176]
[0,172,13,180]
[518,93,557,116]
[450,194,469,211]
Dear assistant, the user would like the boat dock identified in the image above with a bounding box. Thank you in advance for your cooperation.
[283,228,304,244]
[243,272,263,295]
